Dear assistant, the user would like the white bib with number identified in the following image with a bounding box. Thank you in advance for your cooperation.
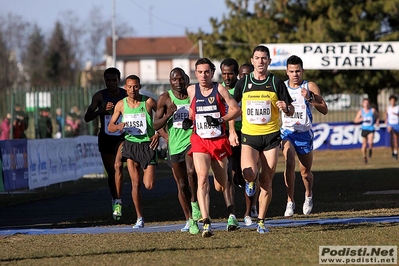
[173,104,190,129]
[245,100,271,124]
[123,113,147,135]
[195,112,222,138]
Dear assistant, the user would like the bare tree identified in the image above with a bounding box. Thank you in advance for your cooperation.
[59,10,86,83]
[0,13,31,89]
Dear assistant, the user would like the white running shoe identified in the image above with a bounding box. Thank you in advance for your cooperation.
[132,217,144,228]
[244,216,252,226]
[181,220,190,232]
[284,202,295,217]
[303,195,313,215]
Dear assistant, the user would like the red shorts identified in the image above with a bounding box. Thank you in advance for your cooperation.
[188,134,232,161]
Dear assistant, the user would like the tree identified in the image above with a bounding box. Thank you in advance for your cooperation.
[44,21,76,86]
[22,25,46,87]
[60,10,86,82]
[0,13,30,89]
[188,0,399,107]
[85,5,134,66]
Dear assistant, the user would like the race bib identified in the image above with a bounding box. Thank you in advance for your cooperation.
[105,115,124,136]
[123,113,147,135]
[245,100,271,124]
[363,116,373,127]
[195,112,222,138]
[173,104,190,128]
[282,94,307,127]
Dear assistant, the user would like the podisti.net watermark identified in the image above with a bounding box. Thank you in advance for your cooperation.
[319,246,397,264]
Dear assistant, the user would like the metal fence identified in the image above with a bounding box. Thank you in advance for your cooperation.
[0,84,168,139]
[1,85,397,140]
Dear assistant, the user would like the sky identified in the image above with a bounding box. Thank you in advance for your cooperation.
[1,0,228,37]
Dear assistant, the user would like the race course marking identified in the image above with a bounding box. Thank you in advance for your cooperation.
[363,190,399,195]
[1,216,398,236]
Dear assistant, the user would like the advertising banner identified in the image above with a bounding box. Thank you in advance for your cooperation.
[0,139,29,191]
[314,122,388,150]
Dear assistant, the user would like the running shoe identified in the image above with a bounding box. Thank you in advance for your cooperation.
[113,202,122,221]
[284,202,295,217]
[191,201,201,221]
[364,157,368,164]
[132,217,144,229]
[393,153,398,160]
[368,149,372,158]
[202,223,213,238]
[250,206,258,218]
[245,181,256,197]
[257,221,269,234]
[303,195,313,215]
[244,216,252,226]
[189,218,200,235]
[226,214,240,231]
[181,220,190,232]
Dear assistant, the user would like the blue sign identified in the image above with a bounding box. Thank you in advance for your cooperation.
[0,140,29,191]
[313,122,388,150]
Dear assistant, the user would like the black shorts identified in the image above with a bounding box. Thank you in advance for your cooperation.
[226,130,244,186]
[121,141,157,169]
[361,129,374,138]
[98,132,125,155]
[168,145,191,164]
[226,130,242,157]
[241,131,281,152]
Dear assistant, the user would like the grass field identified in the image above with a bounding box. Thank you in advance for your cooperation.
[1,147,399,265]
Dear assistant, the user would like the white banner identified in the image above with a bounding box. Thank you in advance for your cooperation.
[28,139,49,189]
[74,136,104,178]
[46,138,77,185]
[27,136,103,190]
[262,42,399,70]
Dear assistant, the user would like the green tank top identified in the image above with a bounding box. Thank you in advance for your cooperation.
[227,85,242,131]
[167,90,192,155]
[122,96,154,143]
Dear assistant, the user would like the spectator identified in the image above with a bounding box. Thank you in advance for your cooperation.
[0,113,11,140]
[65,111,80,137]
[13,104,29,139]
[37,108,53,139]
[54,108,64,138]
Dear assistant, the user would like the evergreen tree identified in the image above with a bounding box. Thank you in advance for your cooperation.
[44,21,76,86]
[22,25,46,87]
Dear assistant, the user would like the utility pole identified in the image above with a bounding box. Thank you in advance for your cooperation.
[199,39,203,58]
[112,0,116,66]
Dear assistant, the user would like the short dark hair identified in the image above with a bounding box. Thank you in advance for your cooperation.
[286,55,303,68]
[220,58,239,74]
[125,74,140,84]
[239,63,254,72]
[195,58,216,72]
[389,95,398,101]
[252,45,270,57]
[104,67,121,79]
[170,67,185,78]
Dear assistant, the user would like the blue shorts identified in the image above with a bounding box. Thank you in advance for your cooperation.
[281,129,313,155]
[388,124,399,133]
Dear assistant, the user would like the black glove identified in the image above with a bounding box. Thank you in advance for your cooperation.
[182,118,193,130]
[205,115,223,126]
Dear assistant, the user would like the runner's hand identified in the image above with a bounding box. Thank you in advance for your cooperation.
[149,132,160,150]
[182,118,193,130]
[205,115,222,126]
